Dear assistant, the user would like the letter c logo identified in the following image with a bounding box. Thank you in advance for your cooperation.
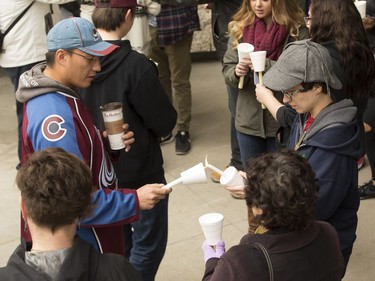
[42,115,67,141]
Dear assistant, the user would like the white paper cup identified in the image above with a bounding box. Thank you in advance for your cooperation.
[181,162,207,185]
[250,51,267,72]
[237,43,255,89]
[198,213,224,246]
[237,43,254,60]
[220,166,245,187]
[100,102,125,150]
[355,1,367,18]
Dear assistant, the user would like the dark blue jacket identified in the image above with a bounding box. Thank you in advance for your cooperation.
[288,99,362,255]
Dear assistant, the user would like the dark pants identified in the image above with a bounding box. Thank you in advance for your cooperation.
[237,131,277,169]
[4,62,41,162]
[364,97,375,180]
[227,84,243,170]
[125,196,169,281]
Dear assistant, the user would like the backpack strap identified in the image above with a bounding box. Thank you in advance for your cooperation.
[3,1,35,36]
[254,242,274,281]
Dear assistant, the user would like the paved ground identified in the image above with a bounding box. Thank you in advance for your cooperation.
[0,61,374,280]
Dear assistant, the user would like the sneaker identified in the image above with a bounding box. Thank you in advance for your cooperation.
[359,180,375,200]
[175,131,191,155]
[357,155,365,170]
[159,133,174,145]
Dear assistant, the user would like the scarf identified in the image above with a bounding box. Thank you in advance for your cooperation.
[243,17,288,60]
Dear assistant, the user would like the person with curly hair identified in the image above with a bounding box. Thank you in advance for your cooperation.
[201,150,344,281]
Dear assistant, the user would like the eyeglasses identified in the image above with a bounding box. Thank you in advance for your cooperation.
[304,16,312,24]
[282,87,304,100]
[68,51,99,64]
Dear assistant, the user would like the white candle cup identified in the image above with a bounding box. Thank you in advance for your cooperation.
[220,166,245,187]
[250,51,267,109]
[199,213,224,246]
[354,1,367,18]
[162,162,207,189]
[237,43,254,89]
[249,51,267,72]
[100,102,125,150]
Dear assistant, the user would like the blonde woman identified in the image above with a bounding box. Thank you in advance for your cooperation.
[223,0,308,172]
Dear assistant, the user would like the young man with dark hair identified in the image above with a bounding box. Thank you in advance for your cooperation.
[256,39,361,272]
[0,148,142,281]
[80,1,177,280]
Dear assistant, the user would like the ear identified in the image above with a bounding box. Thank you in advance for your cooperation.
[313,84,323,95]
[55,49,68,65]
[125,8,133,23]
[252,206,264,216]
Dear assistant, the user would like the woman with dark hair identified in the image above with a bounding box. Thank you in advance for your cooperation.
[202,150,344,281]
[307,0,375,120]
[256,0,375,140]
[358,0,375,199]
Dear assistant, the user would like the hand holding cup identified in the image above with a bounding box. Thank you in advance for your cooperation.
[100,102,135,152]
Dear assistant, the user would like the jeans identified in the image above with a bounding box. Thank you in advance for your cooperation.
[125,195,169,281]
[237,131,277,169]
[227,84,243,170]
[149,26,193,132]
[4,62,41,162]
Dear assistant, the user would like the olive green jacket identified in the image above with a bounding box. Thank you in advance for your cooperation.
[222,27,309,138]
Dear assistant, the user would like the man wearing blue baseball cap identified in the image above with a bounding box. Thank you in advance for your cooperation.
[15,17,172,256]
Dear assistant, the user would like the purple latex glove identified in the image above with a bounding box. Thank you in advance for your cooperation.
[202,240,225,263]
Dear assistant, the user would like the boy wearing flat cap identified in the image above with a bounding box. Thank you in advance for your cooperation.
[256,39,361,272]
[15,17,171,257]
[80,2,177,281]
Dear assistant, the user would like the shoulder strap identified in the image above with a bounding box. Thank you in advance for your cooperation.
[4,1,35,36]
[254,242,274,281]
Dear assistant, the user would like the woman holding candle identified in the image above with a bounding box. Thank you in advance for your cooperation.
[222,0,308,172]
[202,150,344,281]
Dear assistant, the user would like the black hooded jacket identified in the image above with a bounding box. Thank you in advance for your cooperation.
[81,40,177,188]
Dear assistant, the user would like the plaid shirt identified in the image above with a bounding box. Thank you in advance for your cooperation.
[157,5,200,47]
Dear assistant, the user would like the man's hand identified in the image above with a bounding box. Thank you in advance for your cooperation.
[102,123,135,152]
[121,124,134,152]
[137,184,172,210]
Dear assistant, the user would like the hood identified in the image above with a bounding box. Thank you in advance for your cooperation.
[15,63,79,103]
[304,99,362,158]
[91,40,132,84]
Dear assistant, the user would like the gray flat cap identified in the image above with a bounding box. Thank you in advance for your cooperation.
[263,39,342,91]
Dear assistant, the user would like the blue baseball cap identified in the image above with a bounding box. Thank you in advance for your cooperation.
[47,17,118,56]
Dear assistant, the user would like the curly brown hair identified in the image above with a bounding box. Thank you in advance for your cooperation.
[245,149,318,232]
[16,148,94,233]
